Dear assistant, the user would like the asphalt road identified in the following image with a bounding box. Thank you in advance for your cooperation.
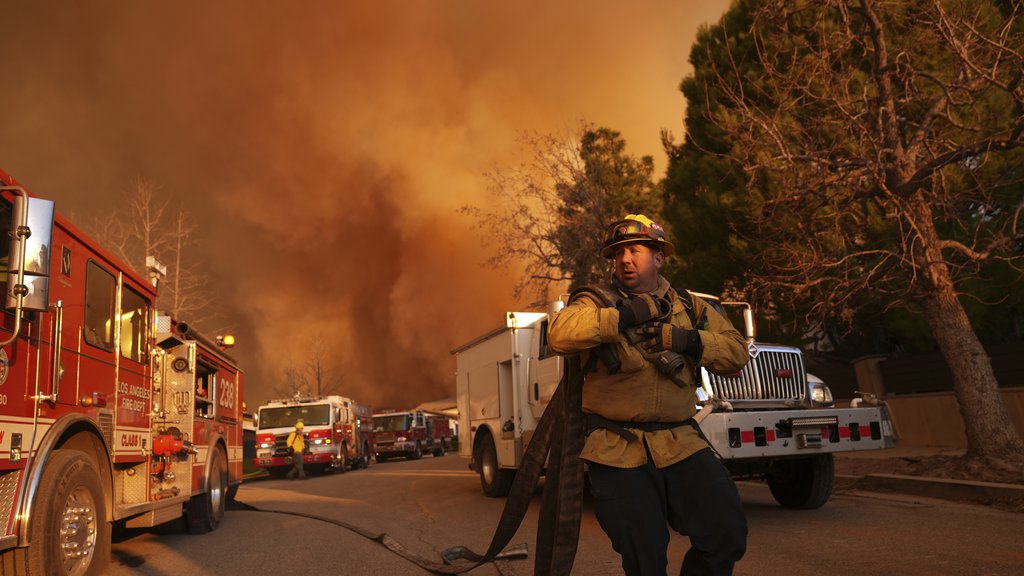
[105,454,1023,576]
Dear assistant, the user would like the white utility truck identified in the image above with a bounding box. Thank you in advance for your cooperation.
[454,298,895,509]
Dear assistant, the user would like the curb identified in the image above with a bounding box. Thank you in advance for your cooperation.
[840,473,1024,510]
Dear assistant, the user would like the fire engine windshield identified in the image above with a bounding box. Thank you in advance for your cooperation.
[258,405,331,429]
[373,414,410,432]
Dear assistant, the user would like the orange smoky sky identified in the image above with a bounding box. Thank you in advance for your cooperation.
[0,1,729,410]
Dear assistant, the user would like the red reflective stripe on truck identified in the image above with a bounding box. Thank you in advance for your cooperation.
[741,430,755,444]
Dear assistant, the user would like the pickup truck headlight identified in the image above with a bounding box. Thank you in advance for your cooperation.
[808,377,834,407]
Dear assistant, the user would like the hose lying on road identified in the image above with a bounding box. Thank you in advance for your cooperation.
[233,356,586,576]
[229,500,528,570]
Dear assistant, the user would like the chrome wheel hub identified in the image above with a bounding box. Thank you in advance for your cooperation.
[60,487,97,576]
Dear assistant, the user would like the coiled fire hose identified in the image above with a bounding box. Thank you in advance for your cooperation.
[235,356,586,575]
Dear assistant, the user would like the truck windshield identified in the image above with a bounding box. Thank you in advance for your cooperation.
[373,414,410,432]
[258,405,330,429]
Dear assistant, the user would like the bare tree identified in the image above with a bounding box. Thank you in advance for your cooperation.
[89,177,218,328]
[463,123,662,302]
[275,334,342,398]
[688,0,1024,470]
[92,177,169,270]
[278,364,310,399]
[162,209,217,322]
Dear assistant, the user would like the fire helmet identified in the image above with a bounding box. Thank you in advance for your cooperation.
[601,214,674,258]
[295,421,304,429]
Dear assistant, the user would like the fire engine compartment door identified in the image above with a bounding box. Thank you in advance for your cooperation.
[153,341,196,492]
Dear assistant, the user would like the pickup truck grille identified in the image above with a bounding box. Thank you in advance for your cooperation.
[706,348,806,401]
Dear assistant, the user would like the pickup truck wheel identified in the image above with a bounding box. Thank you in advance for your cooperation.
[376,454,387,464]
[187,447,227,533]
[767,453,834,509]
[27,449,110,576]
[477,434,514,498]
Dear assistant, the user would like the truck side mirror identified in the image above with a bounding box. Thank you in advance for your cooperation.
[6,192,54,312]
[722,300,757,341]
[547,299,565,315]
[743,308,755,341]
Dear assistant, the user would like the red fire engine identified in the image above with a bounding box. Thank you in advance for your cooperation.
[0,170,245,576]
[372,410,453,462]
[253,395,374,475]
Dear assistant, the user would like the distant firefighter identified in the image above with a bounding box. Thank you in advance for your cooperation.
[286,421,307,480]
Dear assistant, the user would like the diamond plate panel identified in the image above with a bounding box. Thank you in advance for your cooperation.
[119,463,149,504]
[0,470,21,535]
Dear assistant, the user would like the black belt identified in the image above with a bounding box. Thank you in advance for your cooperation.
[584,413,694,443]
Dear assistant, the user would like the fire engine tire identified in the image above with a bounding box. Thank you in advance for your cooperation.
[186,447,228,534]
[410,442,423,460]
[476,434,514,498]
[767,453,835,510]
[20,449,110,576]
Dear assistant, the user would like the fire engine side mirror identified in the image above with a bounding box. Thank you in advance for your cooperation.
[6,192,54,312]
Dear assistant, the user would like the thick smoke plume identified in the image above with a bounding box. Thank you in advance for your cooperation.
[0,1,727,409]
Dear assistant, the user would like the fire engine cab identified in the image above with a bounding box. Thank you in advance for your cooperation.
[372,410,453,462]
[0,169,246,576]
[254,395,373,475]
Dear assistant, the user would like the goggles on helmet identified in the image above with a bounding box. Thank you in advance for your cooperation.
[601,214,674,258]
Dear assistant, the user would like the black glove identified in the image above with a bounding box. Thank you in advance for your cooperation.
[633,322,700,356]
[616,295,671,332]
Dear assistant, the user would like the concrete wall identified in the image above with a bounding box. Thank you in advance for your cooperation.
[852,355,1024,448]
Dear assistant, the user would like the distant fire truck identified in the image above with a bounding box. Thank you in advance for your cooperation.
[0,169,246,576]
[372,410,453,462]
[254,395,373,475]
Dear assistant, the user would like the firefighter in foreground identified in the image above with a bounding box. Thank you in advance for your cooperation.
[548,214,749,576]
[286,420,307,480]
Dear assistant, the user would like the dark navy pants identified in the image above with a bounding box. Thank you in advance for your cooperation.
[587,448,747,576]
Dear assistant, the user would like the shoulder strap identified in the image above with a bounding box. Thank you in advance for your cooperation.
[576,283,702,329]
[678,288,699,329]
[569,284,620,308]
